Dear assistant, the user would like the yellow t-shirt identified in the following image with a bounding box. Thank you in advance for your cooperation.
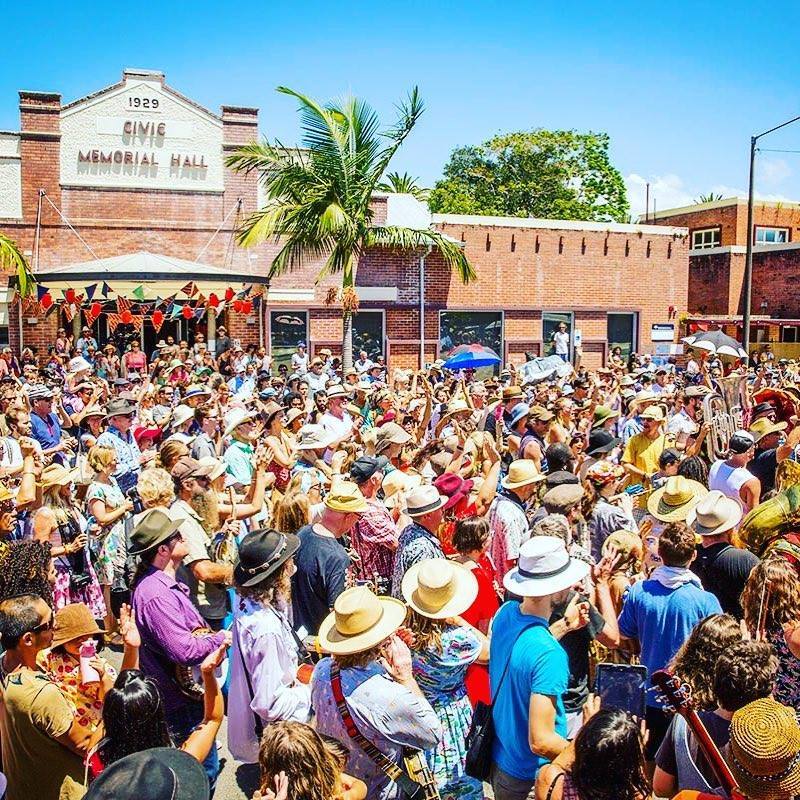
[622,432,674,481]
[0,666,85,800]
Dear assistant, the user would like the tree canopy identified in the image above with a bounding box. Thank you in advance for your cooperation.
[428,129,630,223]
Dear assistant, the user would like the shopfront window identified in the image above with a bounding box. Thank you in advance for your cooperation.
[270,311,308,369]
[542,312,574,360]
[352,311,384,360]
[607,312,638,359]
[439,311,503,360]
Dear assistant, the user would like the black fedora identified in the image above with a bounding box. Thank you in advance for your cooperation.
[234,528,300,588]
[86,748,209,800]
[586,429,621,457]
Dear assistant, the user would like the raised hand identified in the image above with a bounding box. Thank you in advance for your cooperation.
[118,604,141,649]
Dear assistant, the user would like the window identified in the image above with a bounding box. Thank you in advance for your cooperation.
[755,226,790,245]
[543,312,574,360]
[352,311,384,360]
[781,326,798,344]
[607,312,638,359]
[269,311,308,369]
[691,228,721,249]
[439,311,503,362]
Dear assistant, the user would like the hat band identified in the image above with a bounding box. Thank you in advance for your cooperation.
[731,747,800,783]
[241,534,288,576]
[407,499,442,515]
[518,556,573,580]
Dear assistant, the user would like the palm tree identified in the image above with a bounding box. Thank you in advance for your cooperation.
[695,192,724,204]
[0,232,36,298]
[226,86,474,370]
[377,170,429,201]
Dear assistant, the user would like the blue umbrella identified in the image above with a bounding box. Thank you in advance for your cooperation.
[443,344,501,369]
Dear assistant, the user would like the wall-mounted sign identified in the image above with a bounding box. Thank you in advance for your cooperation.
[651,323,675,342]
[60,74,224,192]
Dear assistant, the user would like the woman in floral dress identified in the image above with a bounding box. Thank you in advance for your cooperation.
[401,558,489,800]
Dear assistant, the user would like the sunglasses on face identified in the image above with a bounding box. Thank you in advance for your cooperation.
[29,612,55,635]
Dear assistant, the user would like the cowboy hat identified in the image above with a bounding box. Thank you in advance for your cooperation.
[223,407,257,438]
[295,424,335,451]
[233,529,301,588]
[503,536,590,598]
[195,457,227,482]
[325,385,348,400]
[630,390,658,412]
[129,508,184,555]
[51,603,105,649]
[405,485,447,517]
[317,585,407,655]
[39,463,80,489]
[170,456,214,482]
[586,429,621,457]
[441,398,471,422]
[501,459,546,490]
[324,481,369,514]
[686,489,743,536]
[402,559,478,620]
[502,385,524,401]
[749,417,788,444]
[646,475,708,522]
[105,397,137,417]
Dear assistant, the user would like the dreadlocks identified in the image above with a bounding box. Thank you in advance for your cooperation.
[0,540,54,607]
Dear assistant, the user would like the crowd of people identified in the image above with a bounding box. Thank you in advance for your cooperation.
[0,326,799,800]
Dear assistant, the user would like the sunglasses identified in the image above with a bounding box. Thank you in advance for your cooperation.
[29,612,55,635]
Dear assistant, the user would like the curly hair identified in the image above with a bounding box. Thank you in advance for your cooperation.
[0,540,54,606]
[677,455,709,487]
[236,556,294,606]
[258,721,340,800]
[742,555,800,636]
[137,467,175,509]
[668,613,743,711]
[156,440,189,472]
[571,708,650,800]
[405,607,445,654]
[87,444,116,473]
[713,640,777,712]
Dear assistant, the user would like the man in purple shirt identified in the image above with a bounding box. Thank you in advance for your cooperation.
[130,507,230,788]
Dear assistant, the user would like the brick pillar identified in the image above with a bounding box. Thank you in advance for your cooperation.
[18,91,61,224]
[221,106,259,216]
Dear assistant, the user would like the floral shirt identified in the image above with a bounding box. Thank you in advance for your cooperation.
[391,521,444,598]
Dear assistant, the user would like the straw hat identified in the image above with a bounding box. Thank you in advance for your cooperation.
[295,424,335,451]
[324,481,369,514]
[405,485,447,517]
[749,417,788,444]
[284,408,306,427]
[729,698,800,799]
[317,585,407,655]
[51,603,105,649]
[503,536,590,598]
[375,422,412,453]
[39,463,80,489]
[402,559,478,619]
[441,398,471,422]
[501,459,547,490]
[223,407,257,438]
[686,489,743,536]
[639,405,666,422]
[381,469,422,507]
[646,475,708,522]
[630,390,658,412]
[170,405,195,429]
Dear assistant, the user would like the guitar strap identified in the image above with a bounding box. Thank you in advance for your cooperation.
[330,663,428,798]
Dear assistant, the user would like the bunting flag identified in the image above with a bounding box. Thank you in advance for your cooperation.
[101,282,112,298]
[152,296,163,310]
[207,292,220,309]
[44,302,59,319]
[169,303,183,320]
[84,303,101,327]
[132,285,146,301]
[151,309,165,333]
[180,281,198,298]
[130,315,144,333]
[224,287,235,302]
[40,293,54,312]
[250,285,265,298]
[84,283,97,302]
[117,296,131,313]
[195,293,206,308]
[106,313,122,332]
[193,305,206,321]
[36,285,50,301]
[62,303,76,323]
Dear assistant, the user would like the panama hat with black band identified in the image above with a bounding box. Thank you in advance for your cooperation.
[233,528,301,588]
[129,508,185,556]
[503,535,589,597]
[405,485,447,517]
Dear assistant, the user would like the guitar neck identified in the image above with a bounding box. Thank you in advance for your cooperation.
[683,707,744,800]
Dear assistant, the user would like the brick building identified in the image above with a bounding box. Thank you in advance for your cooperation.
[0,68,690,370]
[648,197,800,353]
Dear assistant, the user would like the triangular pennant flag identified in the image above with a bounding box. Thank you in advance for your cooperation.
[250,285,265,298]
[132,285,145,302]
[36,285,50,301]
[224,287,235,302]
[169,303,183,320]
[195,294,206,308]
[180,281,198,298]
[106,313,122,332]
[207,293,220,309]
[152,297,163,310]
[117,296,131,313]
[44,302,59,318]
[151,309,165,333]
[84,283,97,302]
[62,302,76,322]
[193,306,206,322]
[130,315,144,333]
[101,282,112,298]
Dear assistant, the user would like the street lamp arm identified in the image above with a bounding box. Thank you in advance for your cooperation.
[755,114,800,142]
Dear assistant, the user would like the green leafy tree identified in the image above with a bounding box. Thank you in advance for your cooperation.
[377,171,429,201]
[428,129,629,222]
[0,232,36,298]
[227,87,474,370]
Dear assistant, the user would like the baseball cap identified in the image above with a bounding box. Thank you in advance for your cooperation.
[349,455,389,485]
[728,430,755,455]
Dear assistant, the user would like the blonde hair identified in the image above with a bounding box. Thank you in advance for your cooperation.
[405,607,444,653]
[87,444,116,474]
[273,492,311,536]
[742,556,800,635]
[156,440,189,471]
[42,483,71,526]
[137,467,175,508]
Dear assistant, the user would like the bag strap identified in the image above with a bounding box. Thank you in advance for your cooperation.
[269,606,312,664]
[545,771,565,800]
[233,618,263,740]
[493,618,545,701]
[330,663,423,797]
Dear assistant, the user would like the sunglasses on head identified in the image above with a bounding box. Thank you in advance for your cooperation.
[29,612,55,635]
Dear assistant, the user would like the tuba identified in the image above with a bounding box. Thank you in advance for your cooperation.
[739,461,800,556]
[702,374,748,460]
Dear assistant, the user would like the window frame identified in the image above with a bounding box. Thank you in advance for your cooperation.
[268,310,309,368]
[437,309,504,361]
[352,309,386,360]
[691,227,722,250]
[754,226,790,245]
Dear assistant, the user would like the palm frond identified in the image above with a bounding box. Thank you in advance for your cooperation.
[0,233,35,298]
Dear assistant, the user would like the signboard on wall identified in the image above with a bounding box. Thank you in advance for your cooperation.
[60,71,225,192]
[651,323,675,342]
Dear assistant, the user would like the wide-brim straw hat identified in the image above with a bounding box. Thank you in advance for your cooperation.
[317,586,407,655]
[646,475,708,522]
[729,698,800,799]
[749,417,788,444]
[501,459,547,490]
[223,407,257,438]
[402,558,478,619]
[51,602,105,649]
[39,464,80,489]
[686,489,743,536]
[503,535,590,597]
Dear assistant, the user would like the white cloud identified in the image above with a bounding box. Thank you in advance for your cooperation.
[756,157,792,186]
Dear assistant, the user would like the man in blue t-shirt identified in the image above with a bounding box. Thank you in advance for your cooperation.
[618,521,722,762]
[489,536,590,800]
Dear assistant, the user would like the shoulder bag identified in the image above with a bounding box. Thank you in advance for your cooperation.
[464,618,543,781]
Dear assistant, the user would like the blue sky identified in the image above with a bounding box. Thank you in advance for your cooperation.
[3,1,800,215]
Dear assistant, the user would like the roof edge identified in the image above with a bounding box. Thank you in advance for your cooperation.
[432,213,687,236]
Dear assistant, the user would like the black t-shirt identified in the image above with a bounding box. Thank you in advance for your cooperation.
[691,542,759,618]
[749,447,778,498]
[291,524,350,636]
[549,591,606,713]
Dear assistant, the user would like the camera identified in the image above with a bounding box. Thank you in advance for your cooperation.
[126,487,145,515]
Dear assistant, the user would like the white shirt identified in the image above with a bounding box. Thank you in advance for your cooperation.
[708,460,755,510]
[667,409,698,438]
[291,351,309,375]
[228,597,311,763]
[553,330,570,355]
[355,357,374,375]
[320,410,353,464]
